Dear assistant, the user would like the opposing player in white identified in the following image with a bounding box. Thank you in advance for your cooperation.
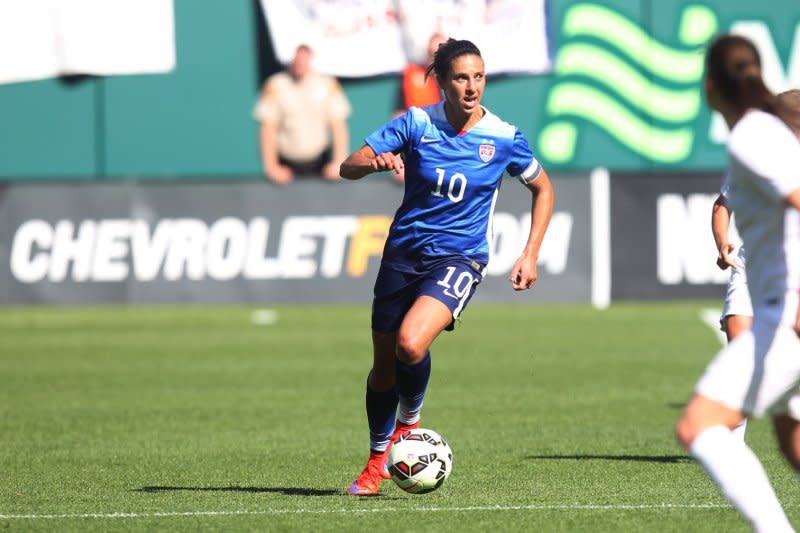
[675,35,800,532]
[711,87,800,444]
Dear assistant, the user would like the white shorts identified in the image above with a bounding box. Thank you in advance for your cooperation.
[720,248,753,331]
[698,292,800,419]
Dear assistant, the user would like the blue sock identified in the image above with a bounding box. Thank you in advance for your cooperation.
[395,351,431,425]
[366,381,398,452]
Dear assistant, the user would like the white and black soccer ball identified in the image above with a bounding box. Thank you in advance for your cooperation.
[387,428,453,494]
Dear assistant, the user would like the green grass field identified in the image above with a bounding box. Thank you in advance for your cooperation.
[1,302,797,532]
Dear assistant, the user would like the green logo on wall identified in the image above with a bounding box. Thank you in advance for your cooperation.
[539,3,718,163]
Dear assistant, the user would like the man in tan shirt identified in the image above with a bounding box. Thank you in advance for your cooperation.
[254,44,351,185]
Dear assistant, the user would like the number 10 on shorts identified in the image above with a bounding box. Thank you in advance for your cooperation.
[437,266,475,299]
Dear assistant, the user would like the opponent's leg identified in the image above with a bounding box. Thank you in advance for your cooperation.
[677,395,793,532]
[724,314,752,342]
[723,314,752,441]
[774,415,800,471]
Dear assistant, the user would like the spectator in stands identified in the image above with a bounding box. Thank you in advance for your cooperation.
[394,31,448,118]
[254,44,351,186]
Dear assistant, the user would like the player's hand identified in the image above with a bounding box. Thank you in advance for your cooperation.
[392,154,405,184]
[370,152,401,173]
[716,243,737,270]
[266,164,293,186]
[509,255,538,291]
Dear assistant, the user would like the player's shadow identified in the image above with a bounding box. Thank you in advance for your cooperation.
[527,454,692,464]
[136,485,340,496]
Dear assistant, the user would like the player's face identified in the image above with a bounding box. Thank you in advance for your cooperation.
[440,54,485,118]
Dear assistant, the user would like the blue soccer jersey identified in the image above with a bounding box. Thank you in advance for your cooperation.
[365,102,541,271]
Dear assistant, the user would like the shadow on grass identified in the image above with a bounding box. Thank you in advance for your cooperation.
[527,454,692,464]
[136,486,341,496]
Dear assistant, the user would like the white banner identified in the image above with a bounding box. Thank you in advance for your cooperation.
[0,0,175,85]
[260,0,552,77]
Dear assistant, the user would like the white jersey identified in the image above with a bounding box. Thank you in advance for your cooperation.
[697,110,800,418]
[726,110,800,313]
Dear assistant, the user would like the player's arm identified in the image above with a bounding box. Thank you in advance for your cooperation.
[510,169,554,291]
[339,144,403,180]
[712,193,737,270]
[784,187,800,336]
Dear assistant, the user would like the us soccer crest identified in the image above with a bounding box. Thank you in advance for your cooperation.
[479,143,495,162]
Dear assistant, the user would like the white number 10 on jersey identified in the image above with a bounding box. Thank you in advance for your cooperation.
[432,168,467,203]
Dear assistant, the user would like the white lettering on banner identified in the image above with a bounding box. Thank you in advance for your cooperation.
[278,217,321,279]
[163,219,208,281]
[317,217,359,278]
[9,213,568,283]
[487,212,572,276]
[50,220,95,282]
[207,217,248,281]
[657,194,729,285]
[131,220,173,281]
[243,218,280,279]
[91,220,131,282]
[10,219,52,283]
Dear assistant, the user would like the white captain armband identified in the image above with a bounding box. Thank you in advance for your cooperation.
[515,160,542,185]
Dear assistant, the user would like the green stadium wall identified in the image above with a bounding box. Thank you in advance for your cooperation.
[0,0,798,180]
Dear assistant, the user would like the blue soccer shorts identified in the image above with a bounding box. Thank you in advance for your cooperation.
[371,258,484,333]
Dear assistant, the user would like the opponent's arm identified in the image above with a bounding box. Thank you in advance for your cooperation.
[785,187,800,335]
[712,194,737,270]
[339,144,402,180]
[510,169,554,291]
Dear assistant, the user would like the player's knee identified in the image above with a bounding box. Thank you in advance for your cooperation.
[395,331,427,365]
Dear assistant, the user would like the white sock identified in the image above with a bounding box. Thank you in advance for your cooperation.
[731,418,748,441]
[690,425,794,533]
[396,400,421,426]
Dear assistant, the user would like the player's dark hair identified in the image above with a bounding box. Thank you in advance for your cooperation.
[425,38,482,81]
[705,34,780,118]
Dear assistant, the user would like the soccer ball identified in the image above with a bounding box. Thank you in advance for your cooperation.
[387,428,453,494]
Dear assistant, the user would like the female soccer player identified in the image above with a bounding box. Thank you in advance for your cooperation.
[711,90,800,444]
[675,35,800,531]
[339,38,554,495]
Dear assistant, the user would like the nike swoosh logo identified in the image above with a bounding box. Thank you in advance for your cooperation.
[420,136,439,143]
